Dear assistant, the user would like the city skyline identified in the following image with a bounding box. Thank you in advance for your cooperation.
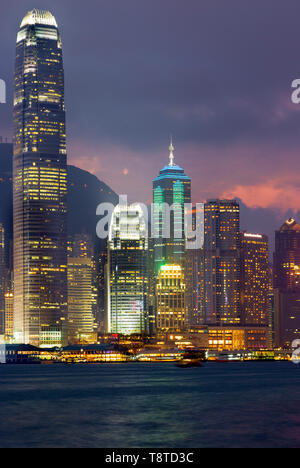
[0,6,296,350]
[1,3,300,451]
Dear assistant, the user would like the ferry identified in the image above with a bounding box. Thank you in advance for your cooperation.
[176,349,206,368]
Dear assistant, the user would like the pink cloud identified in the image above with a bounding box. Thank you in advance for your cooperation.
[67,139,300,213]
[222,177,300,213]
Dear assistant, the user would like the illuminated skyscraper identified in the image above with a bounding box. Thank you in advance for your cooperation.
[274,218,300,347]
[13,10,67,346]
[0,224,5,335]
[4,291,14,342]
[156,264,185,331]
[152,141,191,274]
[204,200,240,325]
[240,232,269,325]
[185,206,205,326]
[106,203,149,335]
[67,234,95,344]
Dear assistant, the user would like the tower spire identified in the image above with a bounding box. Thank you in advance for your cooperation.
[169,136,175,166]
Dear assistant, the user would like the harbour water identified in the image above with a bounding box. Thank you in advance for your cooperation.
[0,361,299,448]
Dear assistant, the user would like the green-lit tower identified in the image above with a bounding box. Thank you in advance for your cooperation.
[152,140,191,274]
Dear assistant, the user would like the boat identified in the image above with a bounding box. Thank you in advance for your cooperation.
[176,348,205,368]
[176,358,203,368]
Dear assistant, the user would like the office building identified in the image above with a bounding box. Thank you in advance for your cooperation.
[185,205,205,326]
[106,203,149,335]
[67,234,95,344]
[156,264,186,331]
[273,218,300,347]
[204,200,240,325]
[152,140,191,274]
[13,10,67,346]
[4,291,14,341]
[0,224,5,334]
[240,232,269,325]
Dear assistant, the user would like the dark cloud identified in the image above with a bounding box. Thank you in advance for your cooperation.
[1,0,300,249]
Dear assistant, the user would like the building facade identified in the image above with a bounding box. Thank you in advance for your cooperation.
[185,205,205,326]
[152,141,191,274]
[67,234,95,344]
[204,200,240,325]
[4,291,14,342]
[273,218,300,348]
[106,203,149,335]
[0,224,5,335]
[156,264,186,332]
[13,10,68,346]
[239,232,269,325]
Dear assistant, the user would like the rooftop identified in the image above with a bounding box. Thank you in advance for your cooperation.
[20,9,58,29]
[153,139,190,182]
[280,218,300,232]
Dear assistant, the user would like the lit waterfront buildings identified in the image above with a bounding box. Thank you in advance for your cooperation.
[106,203,149,335]
[156,264,186,331]
[274,218,300,347]
[240,232,269,326]
[13,10,68,346]
[204,200,240,325]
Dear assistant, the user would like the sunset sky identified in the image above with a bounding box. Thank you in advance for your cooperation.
[1,0,300,248]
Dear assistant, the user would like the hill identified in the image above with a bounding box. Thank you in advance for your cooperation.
[0,143,118,261]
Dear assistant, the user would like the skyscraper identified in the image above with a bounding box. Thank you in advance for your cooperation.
[273,218,300,347]
[156,264,186,332]
[185,206,205,326]
[240,232,269,325]
[4,291,14,342]
[0,223,5,335]
[106,203,149,335]
[152,141,191,274]
[13,10,67,346]
[204,200,240,325]
[67,234,95,344]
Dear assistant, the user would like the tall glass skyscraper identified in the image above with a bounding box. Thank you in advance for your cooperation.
[156,264,185,331]
[204,200,240,325]
[240,232,269,326]
[67,234,95,344]
[13,10,67,346]
[273,218,300,347]
[0,223,5,335]
[106,203,149,335]
[152,141,191,274]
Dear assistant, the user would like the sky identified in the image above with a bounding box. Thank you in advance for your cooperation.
[1,0,300,248]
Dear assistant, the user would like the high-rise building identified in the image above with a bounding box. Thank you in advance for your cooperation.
[147,236,156,335]
[0,224,5,335]
[67,234,95,344]
[106,203,149,335]
[240,232,269,325]
[273,218,300,347]
[152,141,191,274]
[156,264,186,332]
[185,206,205,326]
[204,200,240,325]
[13,10,68,346]
[186,248,204,326]
[97,249,108,332]
[4,291,14,342]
